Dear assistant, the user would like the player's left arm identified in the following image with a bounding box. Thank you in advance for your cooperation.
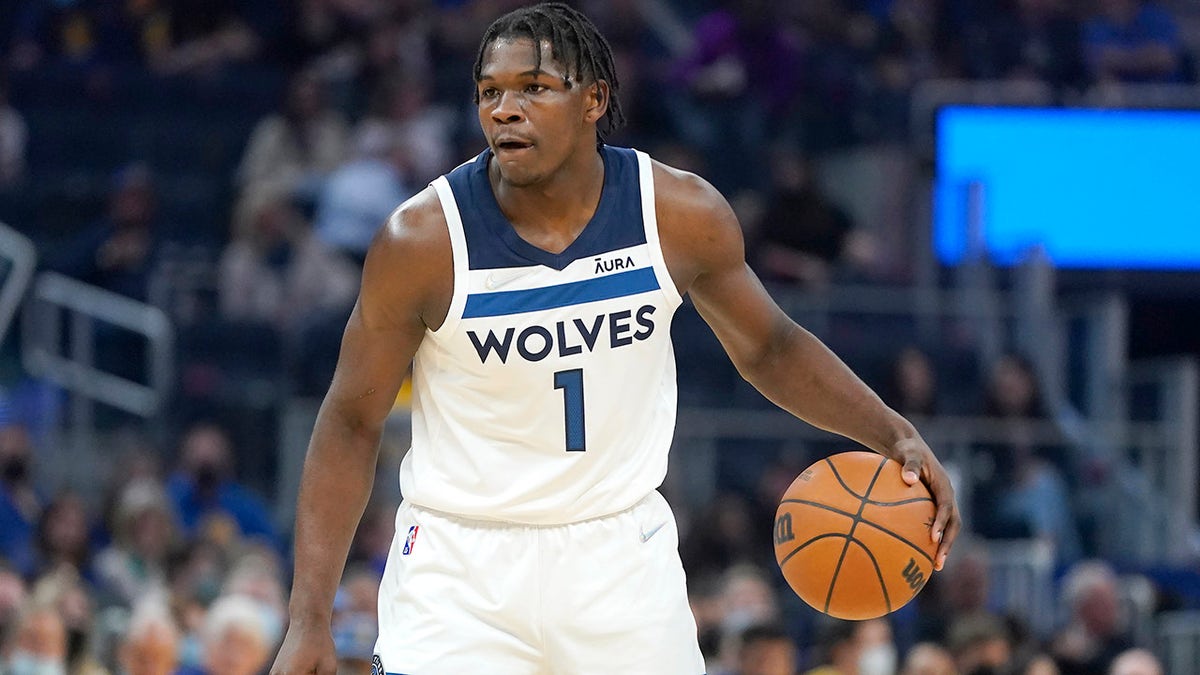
[655,163,960,570]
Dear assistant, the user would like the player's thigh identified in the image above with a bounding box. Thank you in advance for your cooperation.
[543,492,706,675]
[374,503,543,675]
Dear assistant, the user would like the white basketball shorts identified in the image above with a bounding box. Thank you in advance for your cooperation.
[372,490,707,674]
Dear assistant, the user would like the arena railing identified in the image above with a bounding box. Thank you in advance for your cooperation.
[668,406,1187,560]
[1156,609,1200,675]
[0,221,37,347]
[20,271,174,487]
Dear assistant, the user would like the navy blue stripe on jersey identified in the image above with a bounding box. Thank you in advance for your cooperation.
[444,145,646,271]
[463,267,659,319]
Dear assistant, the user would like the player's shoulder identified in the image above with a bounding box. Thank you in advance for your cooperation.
[648,158,731,222]
[639,154,745,291]
[360,185,453,323]
[646,156,742,266]
[374,184,447,253]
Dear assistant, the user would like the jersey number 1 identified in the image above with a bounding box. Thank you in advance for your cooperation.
[554,369,586,451]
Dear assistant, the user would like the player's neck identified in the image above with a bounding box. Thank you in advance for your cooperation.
[489,146,605,247]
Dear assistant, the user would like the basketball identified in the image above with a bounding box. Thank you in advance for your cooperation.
[773,451,938,620]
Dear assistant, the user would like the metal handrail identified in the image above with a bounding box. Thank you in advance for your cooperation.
[21,271,174,417]
[0,221,37,346]
[1157,610,1200,675]
[671,404,1194,564]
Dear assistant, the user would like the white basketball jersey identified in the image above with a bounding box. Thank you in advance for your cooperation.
[398,146,682,524]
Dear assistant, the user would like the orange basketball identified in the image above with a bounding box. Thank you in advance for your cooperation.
[773,451,938,620]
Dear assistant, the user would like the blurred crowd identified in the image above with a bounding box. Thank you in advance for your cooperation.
[2,0,1200,673]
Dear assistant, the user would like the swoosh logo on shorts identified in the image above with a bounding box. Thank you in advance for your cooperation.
[640,521,667,543]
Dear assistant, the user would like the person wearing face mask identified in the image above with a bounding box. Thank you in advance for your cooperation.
[4,603,69,675]
[0,417,44,577]
[176,594,273,675]
[805,618,898,675]
[165,423,279,552]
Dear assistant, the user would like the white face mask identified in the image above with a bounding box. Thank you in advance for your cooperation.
[257,602,285,647]
[859,643,898,675]
[7,651,67,675]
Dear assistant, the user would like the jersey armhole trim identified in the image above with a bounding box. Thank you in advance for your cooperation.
[430,176,469,336]
[635,150,682,308]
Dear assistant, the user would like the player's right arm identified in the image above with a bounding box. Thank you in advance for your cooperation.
[271,186,452,675]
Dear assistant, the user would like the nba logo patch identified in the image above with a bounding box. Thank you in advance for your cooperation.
[402,525,419,555]
[371,654,384,675]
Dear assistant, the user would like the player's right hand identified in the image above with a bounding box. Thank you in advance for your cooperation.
[269,622,339,675]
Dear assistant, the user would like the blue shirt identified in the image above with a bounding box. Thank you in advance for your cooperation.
[166,474,279,550]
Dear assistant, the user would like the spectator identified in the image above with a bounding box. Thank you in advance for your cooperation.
[5,0,113,71]
[972,353,1080,561]
[332,566,381,675]
[40,162,166,391]
[751,150,869,287]
[0,563,29,653]
[33,492,94,581]
[1108,648,1162,675]
[165,540,227,672]
[962,0,1086,90]
[93,431,168,573]
[143,0,260,77]
[946,612,1013,675]
[347,502,396,577]
[236,69,349,205]
[165,423,278,550]
[804,617,896,675]
[0,419,43,577]
[869,0,960,79]
[1051,561,1133,675]
[913,541,1001,645]
[346,12,436,118]
[117,596,181,675]
[29,567,107,675]
[219,549,286,651]
[274,0,382,74]
[857,26,918,145]
[178,594,273,675]
[1025,654,1064,675]
[0,75,27,188]
[680,493,767,582]
[356,74,457,187]
[717,565,784,669]
[218,188,360,334]
[1083,0,1185,83]
[669,0,804,192]
[722,623,798,675]
[885,346,939,418]
[900,642,956,675]
[311,123,413,263]
[3,602,68,675]
[689,574,725,664]
[46,162,163,302]
[92,479,177,609]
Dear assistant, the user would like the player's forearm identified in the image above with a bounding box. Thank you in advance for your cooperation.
[742,322,917,452]
[287,407,382,625]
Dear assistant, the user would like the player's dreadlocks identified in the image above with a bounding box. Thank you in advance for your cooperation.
[473,2,626,143]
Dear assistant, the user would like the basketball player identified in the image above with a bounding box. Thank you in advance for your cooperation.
[271,4,960,674]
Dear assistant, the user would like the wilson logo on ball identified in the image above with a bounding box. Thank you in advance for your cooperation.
[901,558,926,592]
[774,513,795,545]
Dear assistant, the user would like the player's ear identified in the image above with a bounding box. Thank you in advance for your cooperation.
[583,80,609,125]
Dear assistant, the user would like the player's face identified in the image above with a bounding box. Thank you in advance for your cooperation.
[476,37,604,186]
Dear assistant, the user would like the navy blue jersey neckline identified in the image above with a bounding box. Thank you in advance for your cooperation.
[474,145,619,271]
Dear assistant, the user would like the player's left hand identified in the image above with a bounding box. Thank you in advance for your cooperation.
[889,436,960,572]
